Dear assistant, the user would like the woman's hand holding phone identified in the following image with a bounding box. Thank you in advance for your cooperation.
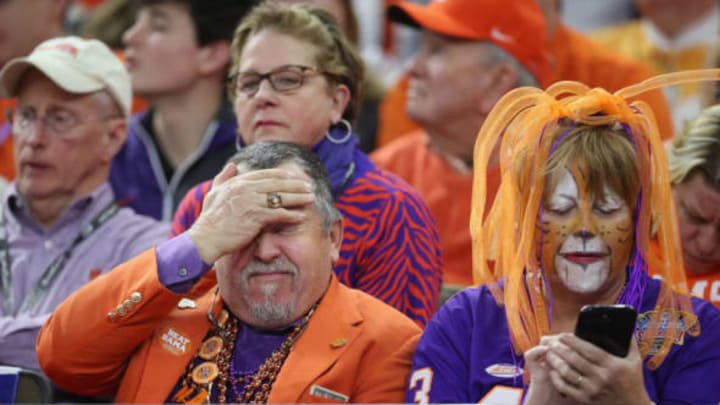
[525,334,653,405]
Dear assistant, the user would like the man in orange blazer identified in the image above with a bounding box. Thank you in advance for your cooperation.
[37,142,420,404]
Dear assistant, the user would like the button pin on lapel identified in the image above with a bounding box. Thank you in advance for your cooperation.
[178,298,196,309]
[329,337,348,348]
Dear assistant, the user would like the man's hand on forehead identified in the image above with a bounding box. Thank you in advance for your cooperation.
[228,166,316,210]
[188,164,316,264]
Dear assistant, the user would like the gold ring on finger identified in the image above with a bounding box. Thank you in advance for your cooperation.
[267,192,282,209]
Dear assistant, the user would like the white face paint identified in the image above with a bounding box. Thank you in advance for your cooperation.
[542,166,633,294]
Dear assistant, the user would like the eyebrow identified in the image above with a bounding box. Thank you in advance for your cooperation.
[236,69,265,76]
[595,193,623,204]
[16,103,77,114]
[596,198,622,206]
[148,7,170,21]
[46,104,76,113]
[547,194,576,204]
[237,65,308,75]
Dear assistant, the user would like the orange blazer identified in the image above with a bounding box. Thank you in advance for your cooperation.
[37,249,421,403]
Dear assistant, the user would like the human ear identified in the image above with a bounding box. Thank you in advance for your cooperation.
[99,118,127,163]
[328,218,344,262]
[478,64,519,114]
[197,40,232,76]
[329,83,351,123]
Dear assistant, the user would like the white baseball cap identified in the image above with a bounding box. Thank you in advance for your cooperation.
[0,36,132,118]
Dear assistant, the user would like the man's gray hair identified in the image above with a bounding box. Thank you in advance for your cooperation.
[230,141,342,232]
[484,43,539,88]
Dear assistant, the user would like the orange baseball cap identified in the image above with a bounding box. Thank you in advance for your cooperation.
[388,0,549,84]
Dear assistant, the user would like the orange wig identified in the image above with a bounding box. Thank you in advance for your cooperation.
[470,70,720,369]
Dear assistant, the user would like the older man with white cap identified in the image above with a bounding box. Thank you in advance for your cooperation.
[0,36,168,371]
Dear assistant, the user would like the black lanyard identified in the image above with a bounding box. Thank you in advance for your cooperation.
[0,201,119,315]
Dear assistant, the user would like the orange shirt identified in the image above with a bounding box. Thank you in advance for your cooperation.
[648,241,720,309]
[685,270,720,308]
[376,23,674,148]
[370,131,499,286]
[0,98,16,181]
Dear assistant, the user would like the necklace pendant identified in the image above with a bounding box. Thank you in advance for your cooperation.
[199,336,224,360]
[185,388,208,404]
[217,310,229,328]
[192,361,220,385]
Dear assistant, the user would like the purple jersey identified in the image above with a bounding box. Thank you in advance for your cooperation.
[407,273,720,404]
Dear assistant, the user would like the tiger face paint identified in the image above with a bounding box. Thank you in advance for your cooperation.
[540,163,634,294]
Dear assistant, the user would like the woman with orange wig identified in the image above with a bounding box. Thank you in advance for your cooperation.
[405,71,720,404]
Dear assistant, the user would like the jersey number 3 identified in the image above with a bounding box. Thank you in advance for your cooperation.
[409,368,433,404]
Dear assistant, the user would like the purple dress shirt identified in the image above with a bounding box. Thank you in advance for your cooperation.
[0,182,169,370]
[156,234,209,293]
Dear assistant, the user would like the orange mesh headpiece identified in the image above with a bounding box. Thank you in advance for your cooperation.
[470,70,720,369]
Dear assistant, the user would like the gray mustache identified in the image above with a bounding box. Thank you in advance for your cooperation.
[244,258,298,277]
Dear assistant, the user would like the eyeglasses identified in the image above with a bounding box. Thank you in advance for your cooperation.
[9,106,116,138]
[227,65,321,98]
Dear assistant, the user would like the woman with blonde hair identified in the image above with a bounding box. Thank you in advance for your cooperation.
[667,103,720,307]
[172,3,441,326]
[406,72,720,404]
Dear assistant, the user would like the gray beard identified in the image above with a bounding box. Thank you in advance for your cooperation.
[246,282,295,325]
[240,257,299,325]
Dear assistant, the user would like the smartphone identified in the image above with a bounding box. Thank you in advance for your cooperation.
[574,304,637,357]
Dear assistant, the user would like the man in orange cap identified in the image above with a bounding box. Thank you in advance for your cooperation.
[375,0,676,148]
[371,0,548,290]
